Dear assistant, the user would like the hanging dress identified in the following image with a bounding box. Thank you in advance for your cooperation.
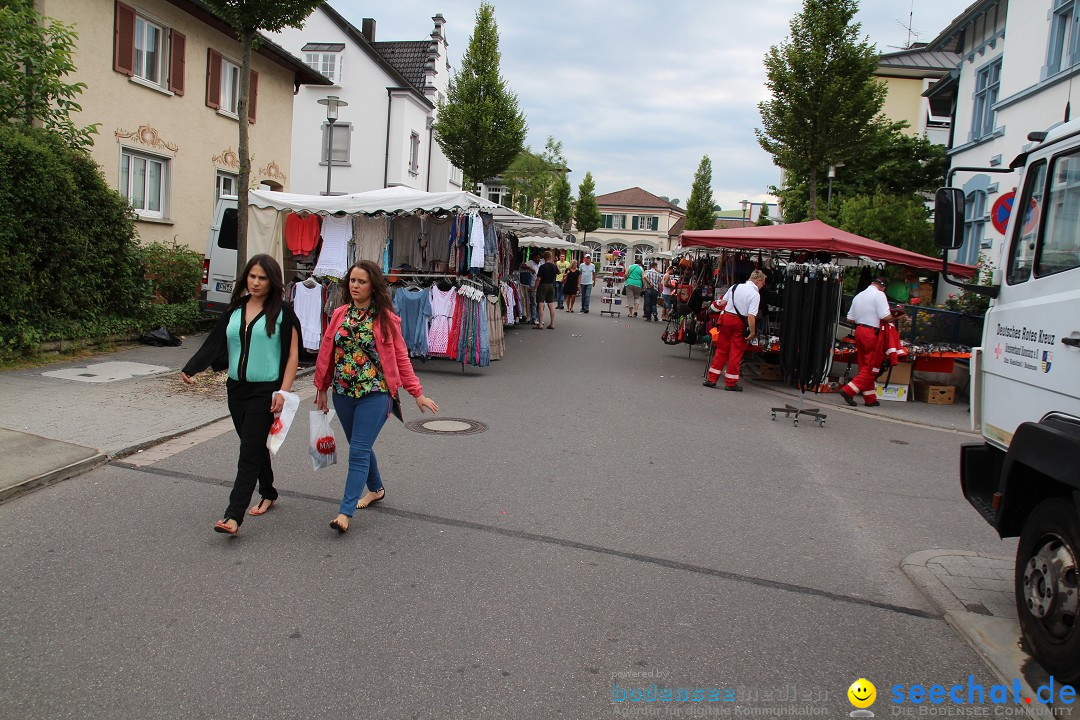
[428,286,457,356]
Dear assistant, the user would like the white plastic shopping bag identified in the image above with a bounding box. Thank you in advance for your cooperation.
[266,391,300,456]
[309,409,338,470]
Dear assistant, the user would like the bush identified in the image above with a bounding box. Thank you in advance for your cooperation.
[0,125,145,350]
[139,241,203,304]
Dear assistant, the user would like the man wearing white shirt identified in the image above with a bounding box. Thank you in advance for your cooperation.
[578,255,597,313]
[839,276,894,407]
[704,270,766,391]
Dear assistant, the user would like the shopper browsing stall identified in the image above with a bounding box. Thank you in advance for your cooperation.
[704,270,766,392]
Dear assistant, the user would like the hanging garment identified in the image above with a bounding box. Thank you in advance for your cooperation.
[293,282,326,351]
[354,216,387,264]
[391,215,425,270]
[428,286,457,356]
[313,215,352,279]
[426,214,453,271]
[393,287,432,358]
[469,213,486,269]
[284,213,321,258]
[486,294,504,360]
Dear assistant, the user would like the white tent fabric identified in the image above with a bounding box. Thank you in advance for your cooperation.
[515,236,588,250]
[248,186,500,216]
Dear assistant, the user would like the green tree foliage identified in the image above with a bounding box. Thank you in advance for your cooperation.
[553,172,573,230]
[433,2,527,190]
[503,137,566,219]
[574,172,601,242]
[837,191,935,258]
[684,155,716,231]
[755,203,774,226]
[202,0,322,276]
[0,1,98,149]
[0,126,145,350]
[773,117,947,223]
[756,0,885,219]
[140,242,204,304]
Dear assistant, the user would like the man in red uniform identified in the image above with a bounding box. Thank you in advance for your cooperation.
[704,270,766,392]
[840,276,895,407]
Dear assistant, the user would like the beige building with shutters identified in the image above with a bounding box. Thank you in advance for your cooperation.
[35,0,328,251]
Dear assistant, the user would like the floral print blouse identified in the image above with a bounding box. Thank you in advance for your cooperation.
[332,305,389,398]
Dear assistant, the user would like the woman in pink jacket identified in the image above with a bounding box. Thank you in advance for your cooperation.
[314,260,439,533]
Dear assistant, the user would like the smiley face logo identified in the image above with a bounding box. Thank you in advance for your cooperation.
[848,678,876,709]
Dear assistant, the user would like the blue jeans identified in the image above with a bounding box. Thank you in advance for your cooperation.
[332,391,389,517]
[581,283,593,312]
[555,281,565,307]
[643,288,658,319]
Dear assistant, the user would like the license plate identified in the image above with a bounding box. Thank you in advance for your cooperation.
[216,281,233,293]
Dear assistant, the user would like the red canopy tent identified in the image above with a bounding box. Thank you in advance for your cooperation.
[679,220,976,278]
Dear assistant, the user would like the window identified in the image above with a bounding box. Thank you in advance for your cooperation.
[220,58,240,115]
[320,122,351,165]
[134,16,162,83]
[1007,161,1047,285]
[216,170,237,200]
[1047,0,1079,75]
[121,149,167,219]
[633,215,658,231]
[450,165,462,186]
[959,190,987,265]
[113,2,185,94]
[971,59,1001,141]
[1037,150,1080,277]
[607,242,628,261]
[602,214,627,229]
[633,244,653,265]
[583,241,601,259]
[304,52,341,84]
[409,132,420,175]
[206,49,257,122]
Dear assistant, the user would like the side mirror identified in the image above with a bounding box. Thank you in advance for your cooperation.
[934,188,965,250]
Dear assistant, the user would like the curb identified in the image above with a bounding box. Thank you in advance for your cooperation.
[0,452,108,505]
[901,550,1066,720]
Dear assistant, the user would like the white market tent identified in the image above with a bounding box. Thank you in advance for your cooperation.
[246,186,562,265]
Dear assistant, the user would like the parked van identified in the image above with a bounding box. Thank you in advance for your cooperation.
[935,120,1080,683]
[199,195,238,315]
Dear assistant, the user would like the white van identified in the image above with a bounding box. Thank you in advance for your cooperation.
[199,196,238,315]
[935,120,1080,683]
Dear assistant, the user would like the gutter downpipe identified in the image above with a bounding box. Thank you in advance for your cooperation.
[426,119,434,191]
[384,88,393,187]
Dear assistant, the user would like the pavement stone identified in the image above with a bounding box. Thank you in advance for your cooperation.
[0,427,105,502]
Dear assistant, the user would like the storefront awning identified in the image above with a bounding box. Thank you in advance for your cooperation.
[679,220,976,277]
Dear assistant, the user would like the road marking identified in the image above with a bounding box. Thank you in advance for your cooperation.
[42,361,170,383]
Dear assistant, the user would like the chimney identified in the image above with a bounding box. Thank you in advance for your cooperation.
[361,18,375,42]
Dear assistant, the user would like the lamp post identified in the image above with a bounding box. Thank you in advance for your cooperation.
[317,95,348,196]
[826,163,844,213]
[740,199,750,225]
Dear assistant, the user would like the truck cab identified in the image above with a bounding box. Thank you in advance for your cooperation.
[935,119,1080,684]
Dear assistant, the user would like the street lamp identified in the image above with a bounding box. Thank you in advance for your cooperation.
[826,163,844,213]
[317,95,349,196]
[740,199,750,224]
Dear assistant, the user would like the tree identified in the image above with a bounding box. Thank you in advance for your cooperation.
[553,172,573,230]
[202,0,322,278]
[0,1,98,149]
[503,136,566,219]
[574,172,601,242]
[756,0,885,219]
[838,191,935,257]
[755,203,774,226]
[684,155,716,231]
[433,2,527,190]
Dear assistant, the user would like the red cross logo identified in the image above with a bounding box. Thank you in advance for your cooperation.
[994,343,1002,360]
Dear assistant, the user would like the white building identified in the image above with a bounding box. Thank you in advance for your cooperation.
[271,6,462,195]
[925,0,1069,271]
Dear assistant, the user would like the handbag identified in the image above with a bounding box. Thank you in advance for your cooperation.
[390,391,404,423]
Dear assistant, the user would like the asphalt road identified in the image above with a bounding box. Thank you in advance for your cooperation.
[0,310,1017,719]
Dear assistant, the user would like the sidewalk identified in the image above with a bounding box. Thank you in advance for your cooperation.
[0,334,313,502]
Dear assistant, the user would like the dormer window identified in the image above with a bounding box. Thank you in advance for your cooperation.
[302,43,344,84]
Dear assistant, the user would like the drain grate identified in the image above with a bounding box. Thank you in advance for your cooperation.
[404,417,487,435]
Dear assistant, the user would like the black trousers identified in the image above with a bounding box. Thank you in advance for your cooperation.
[225,380,278,524]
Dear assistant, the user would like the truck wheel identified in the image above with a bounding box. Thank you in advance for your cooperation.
[1015,498,1080,685]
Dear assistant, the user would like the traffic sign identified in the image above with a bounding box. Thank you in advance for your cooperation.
[991,191,1015,235]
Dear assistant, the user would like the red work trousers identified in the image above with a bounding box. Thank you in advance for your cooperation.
[707,313,748,387]
[842,325,883,404]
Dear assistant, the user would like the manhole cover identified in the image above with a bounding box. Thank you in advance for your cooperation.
[404,417,487,435]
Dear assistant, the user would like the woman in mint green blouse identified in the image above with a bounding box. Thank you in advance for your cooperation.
[182,254,299,536]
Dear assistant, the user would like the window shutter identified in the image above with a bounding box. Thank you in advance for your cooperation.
[248,70,258,123]
[206,49,221,109]
[632,216,639,230]
[113,1,135,76]
[168,30,186,95]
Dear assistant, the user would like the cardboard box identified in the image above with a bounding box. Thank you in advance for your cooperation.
[875,383,909,402]
[757,363,782,381]
[882,362,913,385]
[914,382,956,405]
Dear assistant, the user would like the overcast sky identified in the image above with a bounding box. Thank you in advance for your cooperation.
[328,0,972,210]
